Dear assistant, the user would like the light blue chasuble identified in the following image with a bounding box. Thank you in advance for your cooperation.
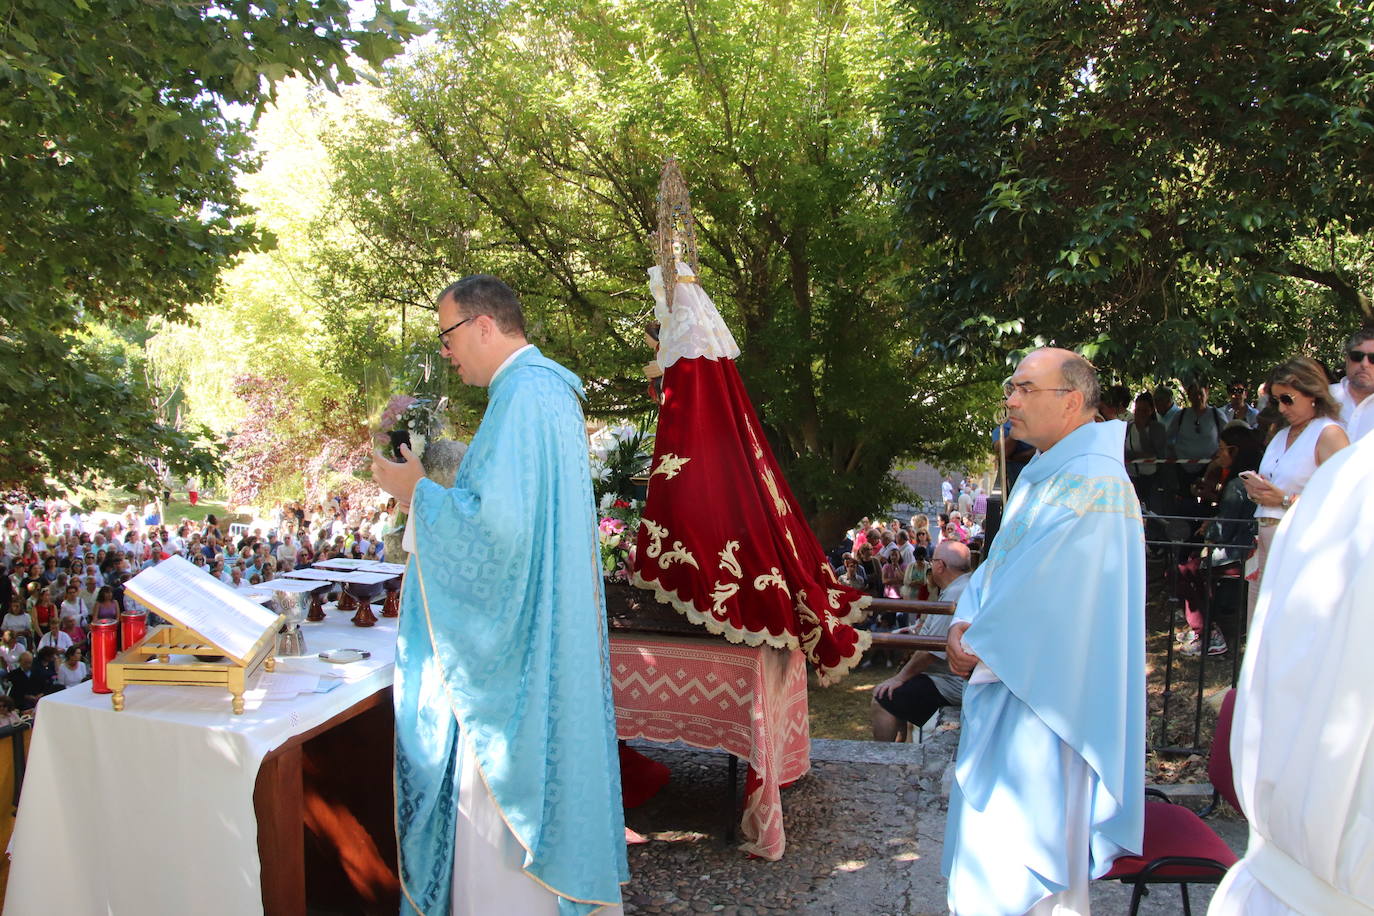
[942,420,1145,915]
[394,347,628,915]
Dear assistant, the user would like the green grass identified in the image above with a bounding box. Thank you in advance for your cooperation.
[83,488,251,526]
[807,667,889,740]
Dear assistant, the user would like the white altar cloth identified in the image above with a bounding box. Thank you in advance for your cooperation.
[4,611,398,916]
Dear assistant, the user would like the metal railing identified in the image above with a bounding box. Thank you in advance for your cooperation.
[1145,513,1255,756]
[852,510,1254,758]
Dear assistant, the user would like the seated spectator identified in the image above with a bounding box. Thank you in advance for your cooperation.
[55,645,88,688]
[92,585,121,621]
[8,651,58,710]
[0,629,25,669]
[19,562,44,601]
[59,583,88,627]
[78,574,100,609]
[871,541,973,741]
[30,587,58,632]
[2,596,33,643]
[37,617,73,653]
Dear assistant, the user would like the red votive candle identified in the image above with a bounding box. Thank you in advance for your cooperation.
[91,619,117,694]
[119,608,148,651]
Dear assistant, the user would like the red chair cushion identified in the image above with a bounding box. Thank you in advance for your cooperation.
[1104,800,1239,880]
[1208,689,1242,815]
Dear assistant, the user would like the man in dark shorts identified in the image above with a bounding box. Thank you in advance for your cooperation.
[870,540,972,740]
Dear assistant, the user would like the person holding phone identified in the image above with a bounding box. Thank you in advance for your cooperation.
[1242,356,1349,624]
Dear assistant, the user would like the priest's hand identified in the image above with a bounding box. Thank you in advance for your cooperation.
[946,621,980,677]
[372,444,425,502]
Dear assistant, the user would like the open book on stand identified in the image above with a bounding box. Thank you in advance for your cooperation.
[109,556,286,714]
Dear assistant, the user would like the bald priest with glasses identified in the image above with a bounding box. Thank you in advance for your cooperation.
[942,348,1145,915]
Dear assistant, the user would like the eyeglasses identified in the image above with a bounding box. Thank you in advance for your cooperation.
[1349,350,1374,364]
[437,315,477,348]
[1002,378,1073,399]
[1276,394,1301,406]
[1228,387,1246,395]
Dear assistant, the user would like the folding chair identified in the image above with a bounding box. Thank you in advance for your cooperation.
[1102,688,1240,914]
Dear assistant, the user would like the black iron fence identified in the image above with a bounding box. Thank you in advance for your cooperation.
[1144,512,1256,756]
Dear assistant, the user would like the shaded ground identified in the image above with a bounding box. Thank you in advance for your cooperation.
[623,737,1246,915]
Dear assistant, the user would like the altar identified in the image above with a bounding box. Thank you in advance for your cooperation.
[4,612,400,916]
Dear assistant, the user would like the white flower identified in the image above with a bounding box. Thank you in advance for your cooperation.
[600,492,614,510]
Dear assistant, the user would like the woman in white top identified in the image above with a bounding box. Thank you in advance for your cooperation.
[55,646,87,687]
[1242,356,1349,624]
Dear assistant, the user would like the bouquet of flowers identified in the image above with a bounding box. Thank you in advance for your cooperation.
[374,394,447,463]
[589,422,652,506]
[598,495,642,581]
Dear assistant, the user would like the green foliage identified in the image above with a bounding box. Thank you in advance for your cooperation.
[884,0,1374,380]
[0,0,422,497]
[314,0,1002,542]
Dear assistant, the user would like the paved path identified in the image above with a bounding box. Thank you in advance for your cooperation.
[623,731,1246,915]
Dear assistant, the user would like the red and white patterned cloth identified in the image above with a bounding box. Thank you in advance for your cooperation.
[610,634,809,860]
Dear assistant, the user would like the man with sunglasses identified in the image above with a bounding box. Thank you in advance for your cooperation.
[1329,327,1374,441]
[1221,378,1259,428]
[372,275,627,915]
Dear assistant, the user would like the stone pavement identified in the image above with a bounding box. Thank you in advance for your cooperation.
[622,732,1246,915]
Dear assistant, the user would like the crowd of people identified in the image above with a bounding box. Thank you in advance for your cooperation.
[0,493,398,710]
[852,326,1373,744]
[1118,330,1371,655]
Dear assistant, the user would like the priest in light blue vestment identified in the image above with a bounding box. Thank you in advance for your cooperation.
[374,275,627,915]
[943,349,1145,915]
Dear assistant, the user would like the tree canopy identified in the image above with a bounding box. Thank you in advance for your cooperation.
[313,0,999,542]
[0,0,420,497]
[884,0,1374,379]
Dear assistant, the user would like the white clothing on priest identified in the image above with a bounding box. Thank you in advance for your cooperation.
[1208,431,1374,914]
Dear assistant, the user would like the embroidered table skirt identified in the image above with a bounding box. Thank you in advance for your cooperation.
[609,633,810,860]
